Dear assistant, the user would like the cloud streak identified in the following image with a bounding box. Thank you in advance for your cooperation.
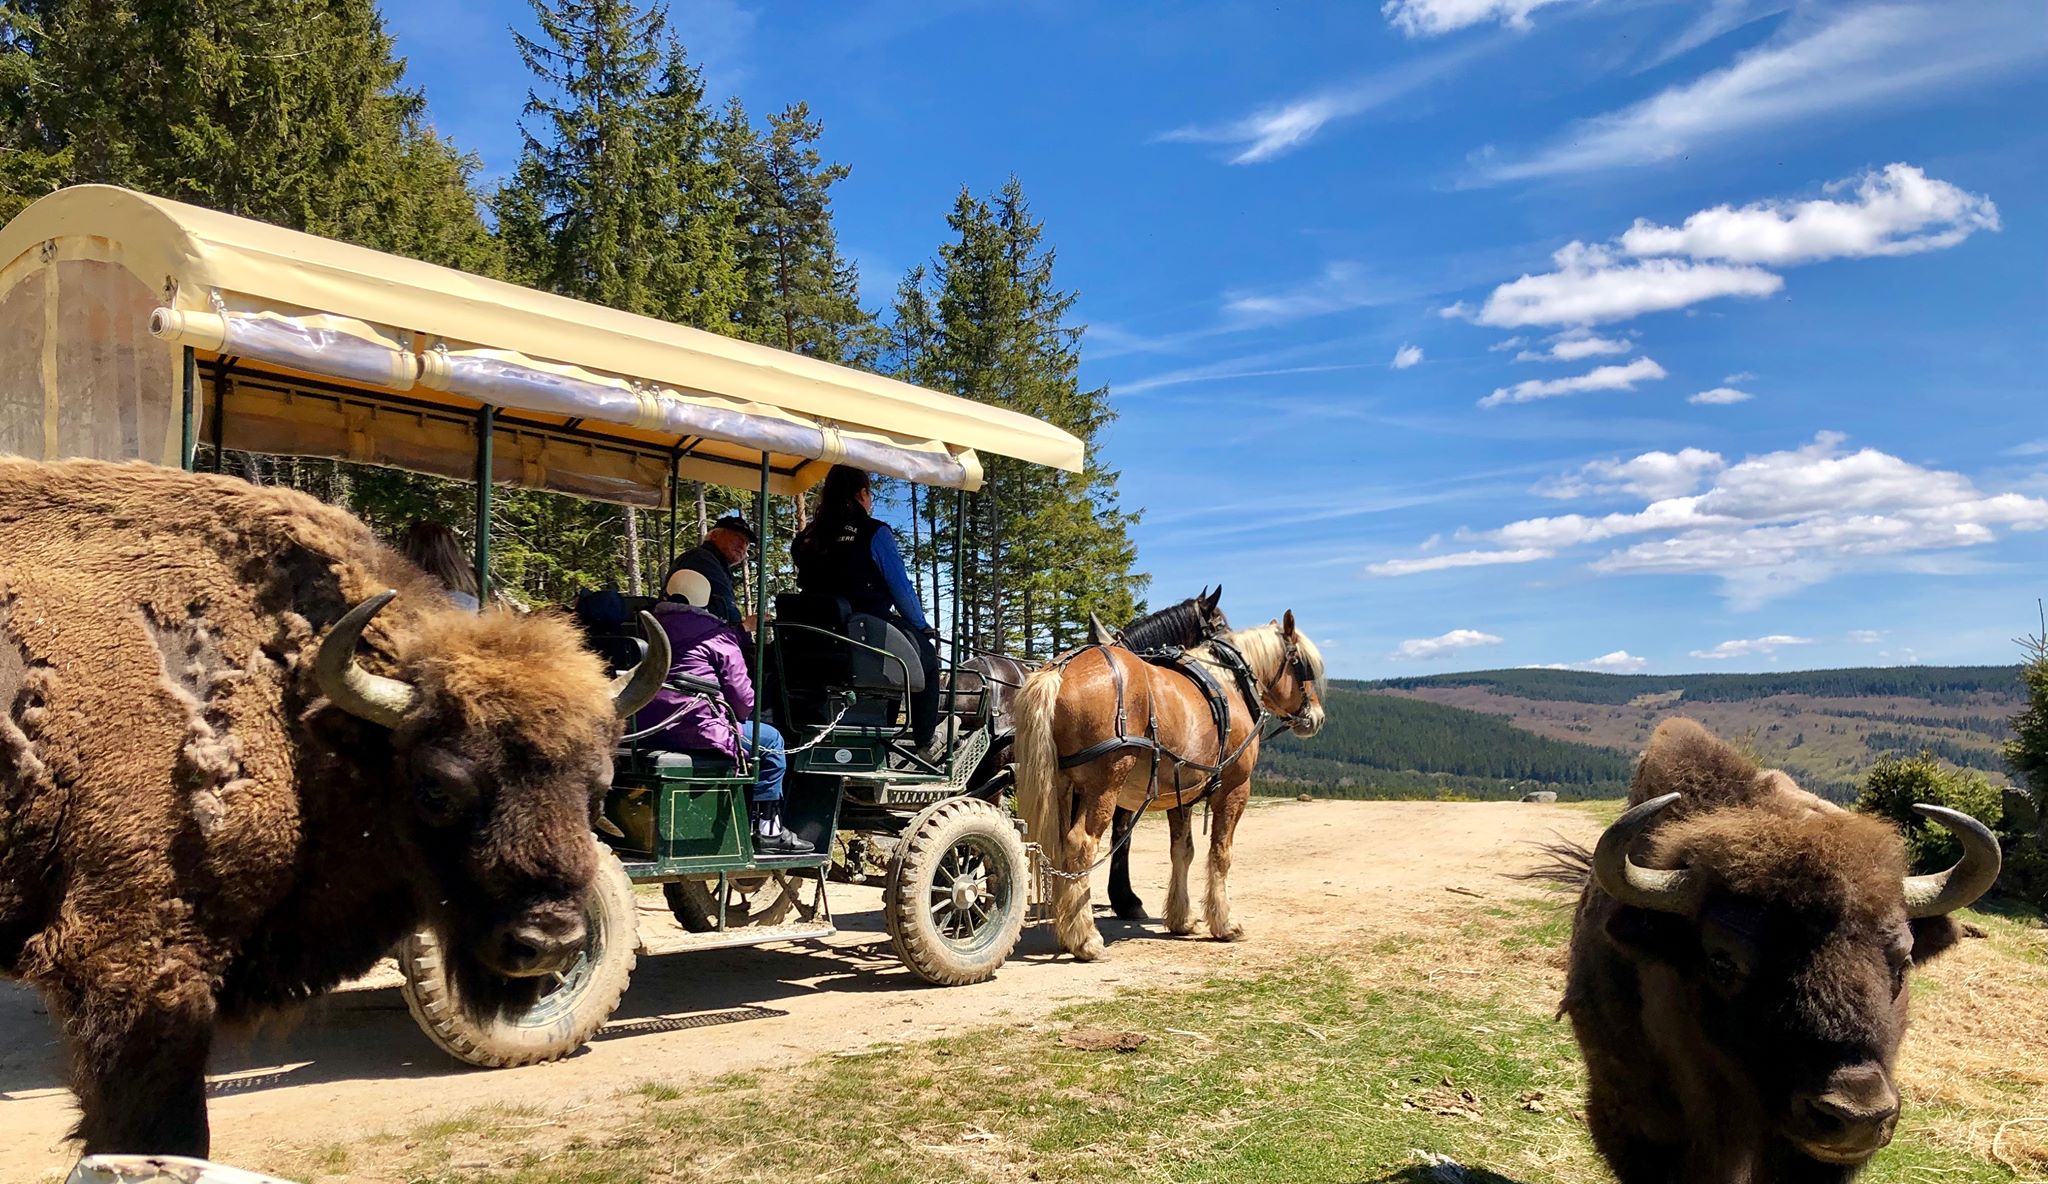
[1391,628,1506,660]
[1160,41,1489,164]
[1485,5,2048,180]
[1690,634,1813,659]
[1480,355,1667,408]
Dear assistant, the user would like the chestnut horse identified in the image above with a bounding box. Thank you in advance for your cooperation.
[1013,615,1325,960]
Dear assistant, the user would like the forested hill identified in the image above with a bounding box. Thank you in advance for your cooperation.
[1262,665,2025,803]
[1368,666,2021,706]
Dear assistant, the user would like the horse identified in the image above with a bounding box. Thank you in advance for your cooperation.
[1088,585,1229,652]
[1013,614,1326,960]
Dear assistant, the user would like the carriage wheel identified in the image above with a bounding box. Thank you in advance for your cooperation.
[663,872,802,932]
[399,840,637,1068]
[884,797,1028,986]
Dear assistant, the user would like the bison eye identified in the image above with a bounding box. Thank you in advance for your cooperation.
[411,749,479,825]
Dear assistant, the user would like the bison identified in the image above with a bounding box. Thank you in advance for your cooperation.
[1558,719,1999,1181]
[0,459,666,1158]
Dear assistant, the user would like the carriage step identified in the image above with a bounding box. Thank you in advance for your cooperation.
[667,923,836,953]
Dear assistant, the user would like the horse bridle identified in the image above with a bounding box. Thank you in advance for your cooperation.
[1260,635,1320,737]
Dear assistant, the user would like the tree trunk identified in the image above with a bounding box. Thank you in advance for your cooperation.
[696,482,709,538]
[623,508,644,596]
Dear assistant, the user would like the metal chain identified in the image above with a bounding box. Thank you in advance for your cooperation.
[757,698,855,757]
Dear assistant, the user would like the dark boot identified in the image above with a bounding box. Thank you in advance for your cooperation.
[751,803,814,856]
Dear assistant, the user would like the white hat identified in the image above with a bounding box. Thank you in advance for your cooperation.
[664,568,713,608]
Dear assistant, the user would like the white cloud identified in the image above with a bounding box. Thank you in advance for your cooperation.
[1689,634,1814,659]
[1847,629,1886,644]
[1480,355,1667,408]
[1584,650,1648,673]
[1368,547,1552,577]
[1391,628,1506,660]
[1689,387,1754,405]
[1463,241,1782,328]
[1161,44,1485,164]
[1383,0,1574,36]
[1372,432,2048,605]
[2003,439,2048,458]
[1488,336,1527,353]
[1222,262,1399,324]
[1391,343,1425,370]
[1516,332,1632,362]
[1455,164,1995,331]
[1618,165,1999,266]
[1723,371,1756,383]
[1540,448,1726,501]
[1485,6,2048,180]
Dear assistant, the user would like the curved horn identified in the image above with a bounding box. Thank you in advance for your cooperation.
[1591,793,1702,915]
[1903,803,2002,918]
[314,590,420,729]
[611,611,670,718]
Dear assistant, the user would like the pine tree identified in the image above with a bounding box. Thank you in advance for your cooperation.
[907,179,1144,656]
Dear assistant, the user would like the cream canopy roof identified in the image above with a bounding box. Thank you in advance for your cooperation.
[0,185,1085,496]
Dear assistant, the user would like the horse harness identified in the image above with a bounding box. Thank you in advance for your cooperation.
[1054,638,1271,808]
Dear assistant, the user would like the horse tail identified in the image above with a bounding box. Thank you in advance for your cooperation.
[1013,661,1068,867]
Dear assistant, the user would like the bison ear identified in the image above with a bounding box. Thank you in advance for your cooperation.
[1909,915,1963,964]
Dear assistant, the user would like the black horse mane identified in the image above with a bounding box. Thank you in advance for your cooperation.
[1117,596,1230,654]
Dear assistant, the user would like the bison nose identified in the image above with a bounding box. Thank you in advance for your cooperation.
[489,914,587,978]
[1792,1065,1900,1163]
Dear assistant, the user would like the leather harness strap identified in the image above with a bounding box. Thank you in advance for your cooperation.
[1054,641,1265,810]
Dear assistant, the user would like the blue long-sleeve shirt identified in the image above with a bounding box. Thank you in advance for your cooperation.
[869,524,930,632]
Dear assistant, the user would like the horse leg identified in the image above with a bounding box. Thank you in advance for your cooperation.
[1163,804,1197,935]
[46,949,216,1156]
[1054,761,1128,962]
[1107,807,1146,920]
[1204,778,1252,942]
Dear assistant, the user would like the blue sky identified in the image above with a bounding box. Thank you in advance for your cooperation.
[381,0,2048,679]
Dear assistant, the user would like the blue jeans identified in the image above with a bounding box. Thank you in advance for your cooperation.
[738,720,786,804]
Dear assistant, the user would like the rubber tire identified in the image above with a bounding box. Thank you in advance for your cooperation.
[884,797,1028,986]
[663,874,798,932]
[398,841,636,1068]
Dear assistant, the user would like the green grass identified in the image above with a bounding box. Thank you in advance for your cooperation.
[276,897,2040,1184]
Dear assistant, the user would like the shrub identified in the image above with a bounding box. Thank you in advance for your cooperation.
[1854,754,2003,873]
[1998,624,2048,907]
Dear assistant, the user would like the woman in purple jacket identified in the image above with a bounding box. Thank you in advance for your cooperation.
[635,569,812,856]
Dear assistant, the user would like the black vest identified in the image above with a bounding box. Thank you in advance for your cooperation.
[793,512,891,618]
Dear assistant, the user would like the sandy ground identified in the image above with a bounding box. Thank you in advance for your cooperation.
[0,799,1598,1180]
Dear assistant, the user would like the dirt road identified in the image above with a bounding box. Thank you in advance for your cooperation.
[0,799,1598,1180]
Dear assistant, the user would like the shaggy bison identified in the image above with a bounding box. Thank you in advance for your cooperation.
[0,459,666,1157]
[1559,719,1999,1180]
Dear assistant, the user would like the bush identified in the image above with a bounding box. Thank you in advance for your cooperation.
[1854,754,2003,873]
[1998,626,2048,907]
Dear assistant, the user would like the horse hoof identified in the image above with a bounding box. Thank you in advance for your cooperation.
[1112,901,1148,921]
[1073,940,1109,962]
[1213,924,1246,942]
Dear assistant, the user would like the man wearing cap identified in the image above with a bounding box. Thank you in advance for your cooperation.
[665,515,757,634]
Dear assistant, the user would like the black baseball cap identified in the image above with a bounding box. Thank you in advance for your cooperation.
[711,515,758,545]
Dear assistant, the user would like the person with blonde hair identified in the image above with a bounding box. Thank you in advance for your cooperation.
[402,520,480,611]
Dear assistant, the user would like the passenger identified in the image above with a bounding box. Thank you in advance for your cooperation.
[402,520,481,611]
[790,465,942,752]
[638,568,812,856]
[663,514,758,635]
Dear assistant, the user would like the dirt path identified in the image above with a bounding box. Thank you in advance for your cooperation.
[0,799,1598,1180]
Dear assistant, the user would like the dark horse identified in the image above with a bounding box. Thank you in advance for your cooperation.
[1087,589,1237,920]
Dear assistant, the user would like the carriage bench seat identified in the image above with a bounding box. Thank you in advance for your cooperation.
[647,751,735,776]
[774,592,925,693]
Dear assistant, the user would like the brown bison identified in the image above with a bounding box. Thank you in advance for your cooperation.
[0,459,666,1157]
[1558,719,1999,1181]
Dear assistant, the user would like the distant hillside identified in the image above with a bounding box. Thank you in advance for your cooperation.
[1372,665,2022,707]
[1262,686,1634,802]
[1271,664,2025,803]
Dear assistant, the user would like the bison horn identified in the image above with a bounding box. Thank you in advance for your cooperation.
[1591,793,1702,915]
[1902,803,2002,918]
[315,590,420,729]
[610,611,670,718]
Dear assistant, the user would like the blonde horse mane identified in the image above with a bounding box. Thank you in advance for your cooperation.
[1203,621,1326,698]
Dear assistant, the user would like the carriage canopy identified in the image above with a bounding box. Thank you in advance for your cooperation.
[0,185,1085,502]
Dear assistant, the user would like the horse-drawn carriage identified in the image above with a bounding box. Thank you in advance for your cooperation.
[0,185,1087,1064]
[2,186,1327,1080]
